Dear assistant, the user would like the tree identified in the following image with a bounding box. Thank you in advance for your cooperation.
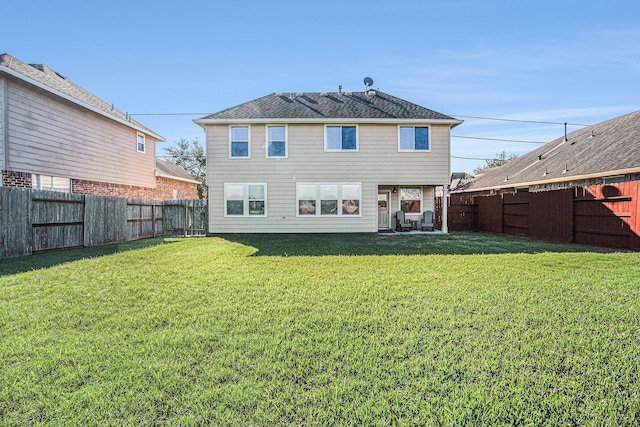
[163,138,207,198]
[473,150,519,175]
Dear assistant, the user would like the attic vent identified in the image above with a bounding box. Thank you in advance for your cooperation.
[320,92,328,96]
[54,71,67,80]
[29,63,45,72]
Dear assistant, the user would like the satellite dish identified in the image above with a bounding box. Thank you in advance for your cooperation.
[364,77,374,87]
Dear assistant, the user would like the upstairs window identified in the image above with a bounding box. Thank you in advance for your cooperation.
[230,126,250,158]
[325,125,357,151]
[137,133,146,153]
[267,125,287,158]
[399,126,430,151]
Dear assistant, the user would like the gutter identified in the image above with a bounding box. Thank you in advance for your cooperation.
[155,171,201,185]
[454,166,640,193]
[0,66,165,141]
[194,117,463,128]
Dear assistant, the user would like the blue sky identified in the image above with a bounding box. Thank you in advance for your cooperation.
[4,0,640,173]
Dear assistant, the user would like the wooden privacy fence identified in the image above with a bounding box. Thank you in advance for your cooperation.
[0,187,207,258]
[441,181,640,251]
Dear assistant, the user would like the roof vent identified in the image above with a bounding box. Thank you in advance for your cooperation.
[338,85,342,95]
[538,154,543,161]
[562,164,569,174]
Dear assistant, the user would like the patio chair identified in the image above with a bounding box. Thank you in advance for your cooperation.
[395,211,412,232]
[420,210,434,231]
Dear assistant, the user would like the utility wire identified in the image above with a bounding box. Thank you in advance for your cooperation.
[452,114,591,127]
[452,135,547,144]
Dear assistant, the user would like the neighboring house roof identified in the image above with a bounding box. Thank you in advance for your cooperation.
[195,90,462,125]
[0,53,163,141]
[449,172,469,191]
[155,159,201,184]
[457,109,640,193]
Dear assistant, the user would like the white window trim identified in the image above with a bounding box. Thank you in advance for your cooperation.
[296,182,362,217]
[397,125,431,152]
[266,124,288,158]
[229,125,251,159]
[224,183,267,217]
[137,132,146,153]
[324,125,359,152]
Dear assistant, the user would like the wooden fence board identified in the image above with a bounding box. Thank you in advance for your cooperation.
[0,187,31,257]
[30,190,85,252]
[84,196,127,246]
[530,189,573,243]
[477,195,503,234]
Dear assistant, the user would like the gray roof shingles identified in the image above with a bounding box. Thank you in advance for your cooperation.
[461,109,640,191]
[198,91,458,121]
[155,158,200,183]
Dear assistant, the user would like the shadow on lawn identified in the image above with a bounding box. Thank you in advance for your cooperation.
[217,232,614,257]
[0,238,171,277]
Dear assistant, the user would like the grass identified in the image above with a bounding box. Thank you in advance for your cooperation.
[1,233,639,425]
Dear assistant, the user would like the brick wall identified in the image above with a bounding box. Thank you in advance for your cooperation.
[2,170,32,188]
[155,177,199,200]
[3,171,199,200]
[72,177,198,200]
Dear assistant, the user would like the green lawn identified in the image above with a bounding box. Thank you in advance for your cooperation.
[1,233,639,426]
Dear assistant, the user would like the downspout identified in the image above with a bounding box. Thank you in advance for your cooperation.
[442,184,448,233]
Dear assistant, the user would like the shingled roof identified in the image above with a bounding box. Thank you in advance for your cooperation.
[458,109,640,192]
[0,53,163,140]
[195,91,461,124]
[155,159,201,184]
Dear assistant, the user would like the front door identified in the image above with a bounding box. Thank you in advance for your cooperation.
[378,192,390,229]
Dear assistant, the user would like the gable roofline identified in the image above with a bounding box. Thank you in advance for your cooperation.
[0,54,164,141]
[195,117,463,126]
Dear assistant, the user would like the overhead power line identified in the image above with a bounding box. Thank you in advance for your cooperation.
[451,155,494,161]
[452,135,547,144]
[452,114,591,127]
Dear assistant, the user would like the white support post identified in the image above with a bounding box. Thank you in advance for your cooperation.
[441,185,448,233]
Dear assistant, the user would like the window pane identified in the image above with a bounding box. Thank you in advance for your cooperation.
[342,200,359,215]
[342,126,357,150]
[399,127,414,150]
[248,185,264,200]
[231,126,248,141]
[326,126,341,150]
[299,200,316,215]
[40,175,53,189]
[400,188,421,213]
[268,141,286,157]
[320,184,339,199]
[231,141,249,157]
[321,200,338,215]
[297,184,316,200]
[415,127,429,150]
[342,184,360,200]
[226,184,244,200]
[52,177,71,192]
[249,201,264,215]
[226,200,244,215]
[268,126,285,141]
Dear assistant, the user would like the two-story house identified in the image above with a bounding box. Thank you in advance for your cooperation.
[195,89,462,233]
[0,53,199,199]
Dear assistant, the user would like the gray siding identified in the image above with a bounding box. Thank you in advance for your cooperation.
[207,123,450,233]
[5,78,157,187]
